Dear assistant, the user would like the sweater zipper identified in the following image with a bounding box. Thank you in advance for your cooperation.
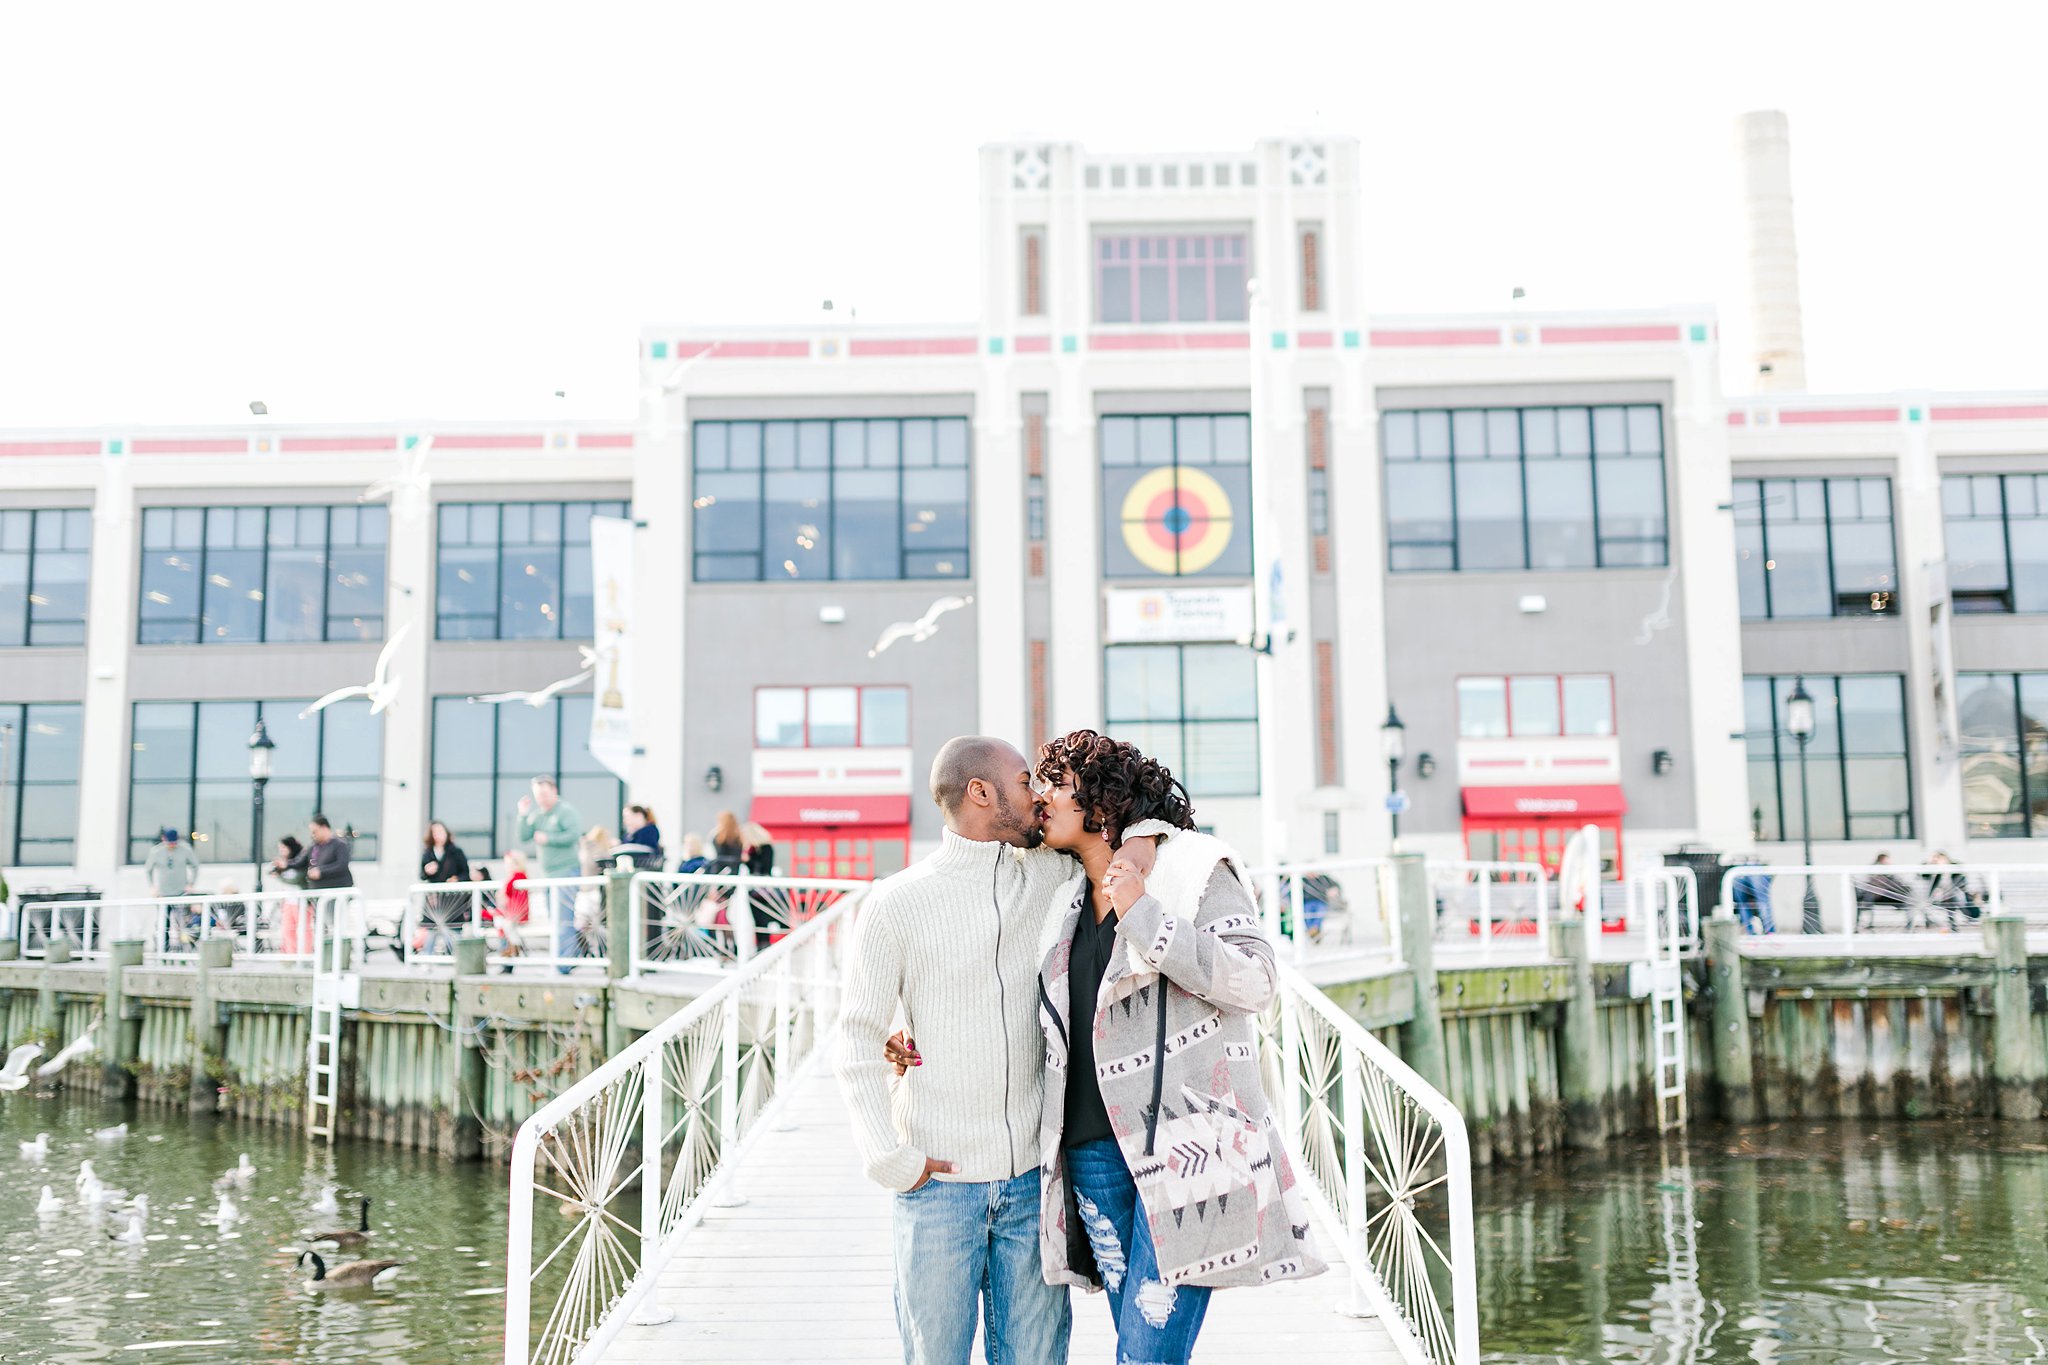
[991,859,1018,1176]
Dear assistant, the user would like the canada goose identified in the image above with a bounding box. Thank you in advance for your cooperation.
[93,1123,128,1144]
[37,1185,64,1214]
[110,1213,147,1247]
[311,1184,340,1215]
[19,1132,50,1159]
[299,1250,402,1289]
[0,1042,43,1092]
[306,1198,373,1248]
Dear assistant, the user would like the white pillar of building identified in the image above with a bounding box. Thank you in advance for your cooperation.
[1897,405,1966,851]
[633,376,689,836]
[1734,110,1809,393]
[377,460,434,886]
[1043,144,1102,732]
[74,451,137,886]
[972,375,1028,746]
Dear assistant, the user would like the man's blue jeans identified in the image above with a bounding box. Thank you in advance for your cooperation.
[1064,1139,1212,1365]
[892,1169,1068,1365]
[550,884,580,971]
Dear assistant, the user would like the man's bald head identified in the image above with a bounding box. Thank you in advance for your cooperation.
[930,736,1040,846]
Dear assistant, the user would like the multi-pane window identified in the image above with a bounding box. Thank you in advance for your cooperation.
[1957,672,2048,838]
[754,686,910,748]
[1457,676,1615,739]
[1942,474,2048,613]
[139,506,387,645]
[1733,477,1898,619]
[692,419,970,583]
[436,500,626,639]
[1383,405,1668,572]
[1019,226,1046,316]
[128,700,384,863]
[0,702,83,865]
[1101,414,1254,579]
[1095,234,1249,324]
[428,696,623,857]
[0,509,91,647]
[1104,644,1259,797]
[1743,675,1913,842]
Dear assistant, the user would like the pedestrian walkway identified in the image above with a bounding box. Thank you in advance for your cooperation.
[597,1065,1406,1364]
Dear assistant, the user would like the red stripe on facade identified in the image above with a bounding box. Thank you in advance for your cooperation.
[1539,324,1682,344]
[1726,412,1748,426]
[842,768,904,779]
[1088,331,1251,351]
[848,337,977,358]
[0,440,98,457]
[1016,336,1052,354]
[1297,330,1334,349]
[426,434,546,450]
[676,340,811,359]
[1369,328,1500,347]
[1930,404,2048,422]
[1776,407,1899,425]
[759,769,823,781]
[576,433,635,449]
[133,438,249,454]
[279,435,399,453]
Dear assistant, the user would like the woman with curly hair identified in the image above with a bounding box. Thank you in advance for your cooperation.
[1029,729,1323,1361]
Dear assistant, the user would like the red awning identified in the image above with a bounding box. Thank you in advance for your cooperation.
[1461,784,1628,818]
[751,795,912,828]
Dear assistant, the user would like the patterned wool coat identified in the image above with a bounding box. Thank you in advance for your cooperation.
[1035,831,1327,1291]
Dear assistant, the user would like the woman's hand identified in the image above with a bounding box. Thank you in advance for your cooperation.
[424,860,438,878]
[884,1031,920,1076]
[1103,855,1147,917]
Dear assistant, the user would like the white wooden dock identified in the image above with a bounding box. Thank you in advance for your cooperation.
[597,1065,1409,1364]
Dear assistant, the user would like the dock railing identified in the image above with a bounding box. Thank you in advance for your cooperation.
[17,889,354,962]
[1428,860,1550,960]
[502,885,865,1365]
[1265,959,1479,1364]
[397,876,609,971]
[1252,858,1401,967]
[628,870,867,972]
[1715,861,2048,947]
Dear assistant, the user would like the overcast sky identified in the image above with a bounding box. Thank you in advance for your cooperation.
[2,1,2042,428]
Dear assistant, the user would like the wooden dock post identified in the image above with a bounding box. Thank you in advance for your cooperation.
[1986,914,2044,1120]
[453,936,488,1160]
[604,866,635,1059]
[36,937,70,1039]
[102,940,144,1100]
[1393,854,1447,1092]
[1548,913,1606,1149]
[188,937,234,1109]
[1704,917,1757,1123]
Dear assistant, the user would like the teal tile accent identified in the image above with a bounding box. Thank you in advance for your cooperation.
[1689,323,1708,343]
[987,337,1005,355]
[404,434,422,450]
[1342,329,1361,349]
[106,439,124,455]
[1061,335,1078,353]
[1271,331,1289,349]
[1908,407,1923,422]
[650,340,669,359]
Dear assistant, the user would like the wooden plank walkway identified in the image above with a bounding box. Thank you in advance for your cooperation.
[598,1065,1410,1364]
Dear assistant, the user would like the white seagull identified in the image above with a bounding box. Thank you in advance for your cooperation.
[110,1212,148,1247]
[93,1123,128,1144]
[37,1017,98,1078]
[311,1185,341,1216]
[75,1159,99,1190]
[868,595,974,659]
[302,623,412,718]
[466,648,602,708]
[0,1041,44,1092]
[19,1132,50,1159]
[37,1185,64,1214]
[360,435,434,508]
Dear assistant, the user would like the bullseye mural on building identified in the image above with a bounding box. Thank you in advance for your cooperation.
[1119,465,1236,574]
[1100,413,1254,579]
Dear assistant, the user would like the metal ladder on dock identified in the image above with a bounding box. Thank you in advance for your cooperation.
[306,894,359,1142]
[1643,870,1689,1132]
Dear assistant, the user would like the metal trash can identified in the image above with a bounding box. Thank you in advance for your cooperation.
[1662,846,1727,934]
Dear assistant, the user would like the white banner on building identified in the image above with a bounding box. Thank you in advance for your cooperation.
[587,516,635,780]
[1103,586,1256,644]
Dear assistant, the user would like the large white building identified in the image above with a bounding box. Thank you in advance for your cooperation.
[4,125,2047,899]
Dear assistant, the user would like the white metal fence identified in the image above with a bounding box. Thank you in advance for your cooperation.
[1716,861,2048,944]
[395,876,608,971]
[1429,861,1550,959]
[628,871,867,973]
[16,890,353,962]
[502,887,864,1365]
[1252,858,1401,965]
[1264,960,1479,1364]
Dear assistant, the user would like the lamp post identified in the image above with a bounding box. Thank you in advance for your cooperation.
[1381,704,1406,850]
[1785,677,1822,934]
[248,718,275,901]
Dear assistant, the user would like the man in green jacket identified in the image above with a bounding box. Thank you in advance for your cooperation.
[515,777,583,970]
[143,827,202,899]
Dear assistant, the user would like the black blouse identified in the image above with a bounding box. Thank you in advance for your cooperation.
[1063,890,1120,1149]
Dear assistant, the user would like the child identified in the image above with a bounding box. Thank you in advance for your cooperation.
[492,851,531,966]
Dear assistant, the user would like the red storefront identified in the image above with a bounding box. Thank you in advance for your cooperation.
[750,794,911,880]
[1461,784,1627,878]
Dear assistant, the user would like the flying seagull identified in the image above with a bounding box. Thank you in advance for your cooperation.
[0,1042,44,1093]
[302,623,412,718]
[869,595,973,659]
[361,436,434,507]
[36,1015,98,1078]
[467,645,606,707]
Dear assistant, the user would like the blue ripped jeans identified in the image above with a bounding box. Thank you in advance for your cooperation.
[892,1168,1070,1365]
[1064,1139,1212,1364]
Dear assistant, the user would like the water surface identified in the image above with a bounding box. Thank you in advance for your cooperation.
[1477,1121,2048,1363]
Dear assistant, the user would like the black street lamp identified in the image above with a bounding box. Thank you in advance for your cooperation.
[248,718,276,903]
[1381,703,1406,850]
[1785,677,1822,934]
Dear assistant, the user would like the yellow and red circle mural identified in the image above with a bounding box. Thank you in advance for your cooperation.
[1119,466,1236,575]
